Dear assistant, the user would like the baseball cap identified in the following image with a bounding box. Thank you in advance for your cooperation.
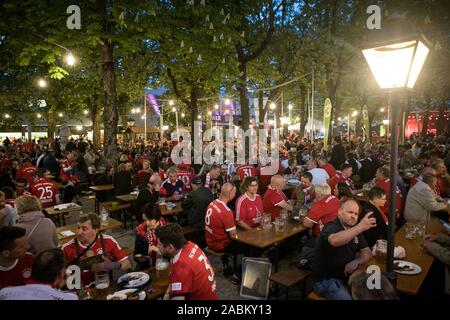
[191,176,202,185]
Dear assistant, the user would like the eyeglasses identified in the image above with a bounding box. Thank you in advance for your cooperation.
[249,184,258,187]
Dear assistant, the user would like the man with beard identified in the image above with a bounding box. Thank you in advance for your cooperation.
[311,199,375,300]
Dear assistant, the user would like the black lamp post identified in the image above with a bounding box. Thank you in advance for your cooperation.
[125,117,135,143]
[362,15,431,285]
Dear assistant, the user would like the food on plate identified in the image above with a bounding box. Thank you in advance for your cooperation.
[126,291,142,300]
[393,261,414,272]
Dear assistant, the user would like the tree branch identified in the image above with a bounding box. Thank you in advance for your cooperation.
[166,67,190,106]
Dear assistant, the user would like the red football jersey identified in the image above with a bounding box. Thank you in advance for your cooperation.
[62,235,128,285]
[236,165,259,181]
[262,186,289,220]
[0,254,34,289]
[169,241,217,300]
[29,178,59,208]
[158,169,167,181]
[235,193,264,228]
[16,164,37,184]
[204,199,236,251]
[177,169,194,191]
[327,172,353,193]
[321,163,337,180]
[305,195,340,237]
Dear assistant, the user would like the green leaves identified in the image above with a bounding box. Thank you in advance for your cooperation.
[48,66,69,80]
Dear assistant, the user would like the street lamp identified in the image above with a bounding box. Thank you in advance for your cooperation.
[362,14,430,285]
[125,117,135,144]
[65,52,75,66]
[38,79,47,88]
[288,103,293,122]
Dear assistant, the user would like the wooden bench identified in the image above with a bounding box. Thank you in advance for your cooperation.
[307,291,327,300]
[122,246,134,257]
[101,202,132,229]
[205,247,224,257]
[270,268,311,299]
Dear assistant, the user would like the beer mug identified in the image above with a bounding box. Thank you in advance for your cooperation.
[404,222,416,240]
[95,271,110,290]
[262,214,272,230]
[155,257,170,287]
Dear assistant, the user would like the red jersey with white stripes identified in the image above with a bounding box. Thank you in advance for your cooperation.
[204,199,236,251]
[177,168,195,191]
[29,178,59,208]
[16,163,37,184]
[236,165,259,181]
[262,186,289,220]
[169,241,217,300]
[62,234,129,285]
[305,195,340,237]
[327,171,353,193]
[235,193,263,228]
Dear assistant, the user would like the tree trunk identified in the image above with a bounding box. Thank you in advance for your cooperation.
[91,97,101,151]
[300,87,308,137]
[101,40,119,169]
[421,96,431,136]
[189,88,198,135]
[238,62,250,131]
[47,109,56,141]
[258,90,265,130]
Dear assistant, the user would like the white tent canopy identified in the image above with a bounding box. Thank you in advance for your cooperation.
[288,119,323,131]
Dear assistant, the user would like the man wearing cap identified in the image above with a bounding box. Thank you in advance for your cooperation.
[182,176,214,229]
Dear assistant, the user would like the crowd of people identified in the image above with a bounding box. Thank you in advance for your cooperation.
[0,130,449,300]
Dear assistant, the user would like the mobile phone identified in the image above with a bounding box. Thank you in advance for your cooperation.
[438,219,450,229]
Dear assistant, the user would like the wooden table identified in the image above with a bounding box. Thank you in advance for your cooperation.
[89,185,114,212]
[89,268,168,300]
[159,202,184,216]
[233,222,308,271]
[115,194,138,202]
[57,218,122,244]
[51,180,64,190]
[46,203,82,226]
[363,218,443,295]
[89,185,114,192]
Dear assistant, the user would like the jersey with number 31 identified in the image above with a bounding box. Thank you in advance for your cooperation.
[29,178,58,207]
[169,241,217,300]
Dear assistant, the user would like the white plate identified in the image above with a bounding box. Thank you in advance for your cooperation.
[117,272,150,288]
[106,288,146,300]
[393,260,422,275]
[287,179,300,185]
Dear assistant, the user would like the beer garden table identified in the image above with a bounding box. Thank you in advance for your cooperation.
[46,203,82,226]
[232,222,308,272]
[77,267,169,300]
[362,217,443,295]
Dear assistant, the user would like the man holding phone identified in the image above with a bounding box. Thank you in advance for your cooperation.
[311,199,376,300]
[62,213,131,286]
